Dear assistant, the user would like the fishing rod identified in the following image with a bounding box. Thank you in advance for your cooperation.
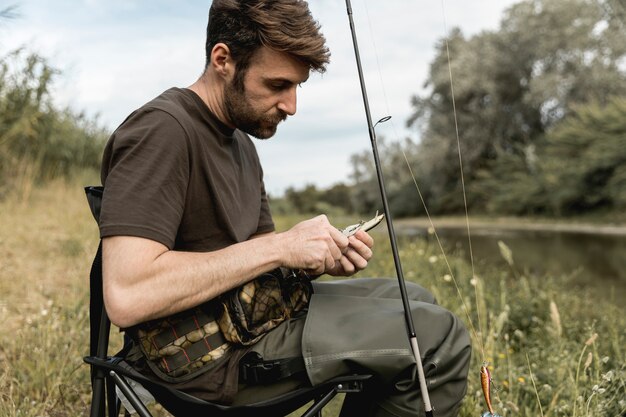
[344,1,434,415]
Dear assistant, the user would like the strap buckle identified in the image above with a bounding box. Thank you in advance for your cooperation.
[239,352,305,385]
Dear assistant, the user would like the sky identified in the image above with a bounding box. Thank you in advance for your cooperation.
[0,0,520,195]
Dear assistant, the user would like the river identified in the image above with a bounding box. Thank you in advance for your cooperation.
[395,219,626,307]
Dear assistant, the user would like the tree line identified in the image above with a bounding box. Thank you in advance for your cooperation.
[283,0,626,218]
[1,1,624,217]
[0,6,108,199]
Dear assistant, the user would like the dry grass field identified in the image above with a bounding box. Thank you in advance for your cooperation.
[1,179,97,415]
[1,179,624,416]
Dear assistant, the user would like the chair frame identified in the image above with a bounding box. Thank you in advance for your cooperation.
[83,186,371,417]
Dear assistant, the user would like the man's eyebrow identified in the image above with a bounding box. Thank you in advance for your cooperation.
[264,75,310,85]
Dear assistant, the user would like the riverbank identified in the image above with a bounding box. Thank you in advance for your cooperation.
[395,216,626,236]
[394,215,626,308]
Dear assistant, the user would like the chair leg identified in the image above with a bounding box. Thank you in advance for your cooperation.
[109,371,154,417]
[106,376,120,417]
[90,372,106,417]
[301,389,338,417]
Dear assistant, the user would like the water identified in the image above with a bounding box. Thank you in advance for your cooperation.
[399,223,626,306]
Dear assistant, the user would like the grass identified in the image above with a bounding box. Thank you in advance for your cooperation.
[0,180,624,416]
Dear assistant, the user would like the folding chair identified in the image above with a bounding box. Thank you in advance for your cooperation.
[83,186,372,417]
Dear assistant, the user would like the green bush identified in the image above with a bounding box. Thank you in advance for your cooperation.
[0,49,108,199]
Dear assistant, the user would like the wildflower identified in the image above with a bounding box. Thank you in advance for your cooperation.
[427,226,435,235]
[549,300,562,337]
[591,384,605,394]
[443,274,452,282]
[517,376,525,384]
[498,352,506,359]
[583,352,592,371]
[506,401,519,413]
[428,255,437,264]
[470,278,477,286]
[497,240,514,266]
[585,333,598,346]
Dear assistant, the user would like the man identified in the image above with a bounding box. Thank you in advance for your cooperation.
[99,1,471,416]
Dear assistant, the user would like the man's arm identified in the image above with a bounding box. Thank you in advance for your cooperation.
[103,215,367,328]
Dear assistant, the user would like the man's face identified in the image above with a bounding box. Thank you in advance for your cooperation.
[223,47,310,139]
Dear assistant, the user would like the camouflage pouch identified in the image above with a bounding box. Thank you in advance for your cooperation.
[216,269,313,345]
[130,305,231,383]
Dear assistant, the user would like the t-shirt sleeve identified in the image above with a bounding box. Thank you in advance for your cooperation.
[99,109,189,249]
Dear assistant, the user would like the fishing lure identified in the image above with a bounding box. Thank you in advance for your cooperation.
[480,363,502,417]
[341,211,385,237]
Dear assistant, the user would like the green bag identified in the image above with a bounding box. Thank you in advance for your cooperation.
[131,305,231,382]
[216,268,313,345]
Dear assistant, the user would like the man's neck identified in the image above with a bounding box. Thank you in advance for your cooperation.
[188,74,233,128]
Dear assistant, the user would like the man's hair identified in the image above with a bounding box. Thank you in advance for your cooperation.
[206,0,330,88]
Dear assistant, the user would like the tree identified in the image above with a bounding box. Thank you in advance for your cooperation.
[0,49,108,198]
[348,136,427,216]
[357,0,625,216]
[472,97,626,215]
[541,97,626,214]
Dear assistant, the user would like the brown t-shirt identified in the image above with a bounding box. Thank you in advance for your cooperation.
[100,87,274,250]
[99,87,275,403]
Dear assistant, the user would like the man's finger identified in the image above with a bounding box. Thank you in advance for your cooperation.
[339,256,355,275]
[348,236,373,260]
[328,226,350,250]
[325,252,337,271]
[353,230,374,248]
[344,248,368,270]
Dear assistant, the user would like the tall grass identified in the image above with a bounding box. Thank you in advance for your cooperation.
[0,176,97,416]
[0,49,108,202]
[0,183,623,416]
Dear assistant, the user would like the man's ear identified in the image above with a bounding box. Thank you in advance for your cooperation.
[210,43,235,81]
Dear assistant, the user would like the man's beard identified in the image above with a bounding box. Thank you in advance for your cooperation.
[223,80,287,139]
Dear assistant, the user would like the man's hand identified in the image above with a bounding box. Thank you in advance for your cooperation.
[277,215,373,276]
[325,230,374,276]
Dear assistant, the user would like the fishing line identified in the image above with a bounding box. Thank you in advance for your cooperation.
[360,0,487,363]
[439,0,487,363]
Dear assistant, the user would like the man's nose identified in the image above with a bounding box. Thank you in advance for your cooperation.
[277,87,297,116]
